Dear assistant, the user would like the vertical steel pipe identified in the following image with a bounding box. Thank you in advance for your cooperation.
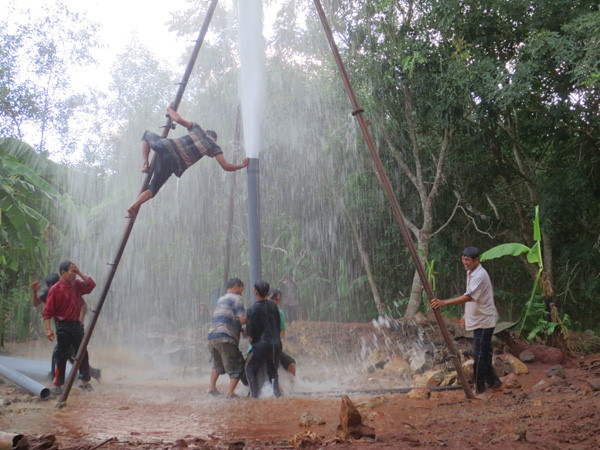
[246,158,262,301]
[313,0,474,399]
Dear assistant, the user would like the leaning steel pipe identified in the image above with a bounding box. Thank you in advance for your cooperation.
[58,0,220,405]
[312,0,474,399]
[0,363,50,400]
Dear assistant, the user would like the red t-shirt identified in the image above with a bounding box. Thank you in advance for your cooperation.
[43,278,96,322]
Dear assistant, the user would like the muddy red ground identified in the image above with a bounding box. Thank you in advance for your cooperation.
[1,322,599,449]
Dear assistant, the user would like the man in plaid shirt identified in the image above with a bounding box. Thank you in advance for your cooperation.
[127,104,249,219]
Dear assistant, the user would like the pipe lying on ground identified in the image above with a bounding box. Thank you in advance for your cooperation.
[0,355,50,380]
[0,363,50,400]
[0,355,72,381]
[294,385,462,398]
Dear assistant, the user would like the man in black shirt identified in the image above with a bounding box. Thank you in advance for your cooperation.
[245,280,282,398]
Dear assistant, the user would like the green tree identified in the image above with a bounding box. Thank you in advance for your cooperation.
[0,138,64,344]
[1,1,98,156]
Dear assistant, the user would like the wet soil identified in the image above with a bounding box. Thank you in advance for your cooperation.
[1,321,600,449]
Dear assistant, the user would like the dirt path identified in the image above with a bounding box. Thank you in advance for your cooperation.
[1,353,599,449]
[2,320,600,449]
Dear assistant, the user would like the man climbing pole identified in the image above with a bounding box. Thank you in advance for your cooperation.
[127,104,249,219]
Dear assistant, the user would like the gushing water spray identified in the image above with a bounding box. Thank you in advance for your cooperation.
[238,0,266,298]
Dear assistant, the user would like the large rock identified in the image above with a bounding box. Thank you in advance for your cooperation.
[503,355,529,374]
[366,350,388,371]
[382,357,411,376]
[289,431,321,448]
[425,370,445,387]
[407,388,431,399]
[440,371,458,387]
[546,366,566,378]
[299,412,326,427]
[501,372,521,389]
[504,335,566,364]
[493,355,510,376]
[336,396,376,440]
[493,354,528,375]
[589,378,600,391]
[462,360,474,382]
[407,349,427,373]
[519,349,535,362]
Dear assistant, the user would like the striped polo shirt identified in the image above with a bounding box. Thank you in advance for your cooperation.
[208,292,245,345]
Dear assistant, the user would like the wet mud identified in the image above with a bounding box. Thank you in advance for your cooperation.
[1,322,599,449]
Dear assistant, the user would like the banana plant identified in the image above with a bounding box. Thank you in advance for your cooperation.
[480,205,545,338]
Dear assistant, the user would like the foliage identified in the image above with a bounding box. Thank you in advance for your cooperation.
[481,206,569,342]
[0,0,98,157]
[0,138,65,344]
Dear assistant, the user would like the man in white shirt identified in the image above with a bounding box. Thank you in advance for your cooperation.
[431,247,502,394]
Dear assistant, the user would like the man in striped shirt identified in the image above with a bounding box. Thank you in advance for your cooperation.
[207,278,247,397]
[127,104,249,219]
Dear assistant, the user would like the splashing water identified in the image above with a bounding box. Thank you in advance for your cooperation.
[238,0,266,159]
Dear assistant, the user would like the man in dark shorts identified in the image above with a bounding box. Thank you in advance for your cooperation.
[207,278,247,398]
[127,104,249,219]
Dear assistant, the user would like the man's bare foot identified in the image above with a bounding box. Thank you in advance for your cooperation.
[127,204,139,219]
[140,164,149,173]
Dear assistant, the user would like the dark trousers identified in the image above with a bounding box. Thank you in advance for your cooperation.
[246,341,282,398]
[55,321,90,386]
[473,327,501,393]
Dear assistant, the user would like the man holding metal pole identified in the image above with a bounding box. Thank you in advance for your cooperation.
[127,104,249,219]
[430,247,502,395]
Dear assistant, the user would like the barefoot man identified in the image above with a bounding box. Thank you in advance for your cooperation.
[127,104,249,219]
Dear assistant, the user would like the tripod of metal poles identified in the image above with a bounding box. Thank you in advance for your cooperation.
[60,0,473,405]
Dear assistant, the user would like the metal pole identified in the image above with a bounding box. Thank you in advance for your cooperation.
[246,158,261,302]
[312,0,474,399]
[58,0,220,406]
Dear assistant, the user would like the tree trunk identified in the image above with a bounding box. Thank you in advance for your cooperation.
[404,232,432,318]
[340,196,386,316]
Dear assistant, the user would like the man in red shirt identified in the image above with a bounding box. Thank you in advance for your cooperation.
[43,261,96,394]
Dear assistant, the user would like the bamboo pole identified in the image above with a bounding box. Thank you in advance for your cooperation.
[58,0,220,406]
[312,0,475,399]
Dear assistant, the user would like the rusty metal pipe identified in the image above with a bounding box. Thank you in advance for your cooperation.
[312,0,474,399]
[58,0,220,405]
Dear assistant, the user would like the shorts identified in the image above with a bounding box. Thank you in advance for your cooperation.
[208,341,245,379]
[280,351,296,370]
[142,131,177,196]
